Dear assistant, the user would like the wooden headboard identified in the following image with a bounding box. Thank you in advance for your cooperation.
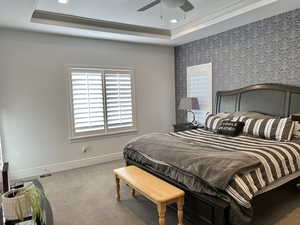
[216,83,300,117]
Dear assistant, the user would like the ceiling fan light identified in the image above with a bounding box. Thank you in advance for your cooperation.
[58,0,69,4]
[170,19,179,24]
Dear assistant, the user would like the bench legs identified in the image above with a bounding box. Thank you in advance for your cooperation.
[157,203,166,225]
[114,173,184,225]
[115,175,120,201]
[177,197,184,225]
[132,188,136,197]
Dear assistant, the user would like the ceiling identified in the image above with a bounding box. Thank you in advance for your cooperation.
[35,0,258,29]
[0,0,299,45]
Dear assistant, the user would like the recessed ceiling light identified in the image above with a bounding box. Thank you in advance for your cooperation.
[58,0,69,4]
[169,19,178,24]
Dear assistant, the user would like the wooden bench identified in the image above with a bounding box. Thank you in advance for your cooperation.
[114,166,185,225]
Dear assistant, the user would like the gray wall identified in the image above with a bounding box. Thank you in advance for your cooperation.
[175,8,300,123]
[0,29,175,178]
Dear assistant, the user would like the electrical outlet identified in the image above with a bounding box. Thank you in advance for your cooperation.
[82,145,88,153]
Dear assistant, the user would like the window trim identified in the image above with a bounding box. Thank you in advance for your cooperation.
[66,65,138,141]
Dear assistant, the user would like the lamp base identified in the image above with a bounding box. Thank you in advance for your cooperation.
[187,110,197,125]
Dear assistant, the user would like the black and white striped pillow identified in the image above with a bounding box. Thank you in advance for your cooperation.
[204,113,227,131]
[238,116,295,141]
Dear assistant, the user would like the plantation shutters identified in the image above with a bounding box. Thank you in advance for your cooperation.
[71,70,105,133]
[186,63,212,124]
[105,71,134,129]
[69,68,135,139]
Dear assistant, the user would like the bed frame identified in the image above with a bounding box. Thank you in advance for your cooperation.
[216,83,300,116]
[126,83,300,225]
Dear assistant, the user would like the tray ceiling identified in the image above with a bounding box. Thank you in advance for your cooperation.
[0,0,299,45]
[35,0,258,29]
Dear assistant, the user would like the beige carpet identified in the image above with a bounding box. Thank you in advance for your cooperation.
[40,160,300,225]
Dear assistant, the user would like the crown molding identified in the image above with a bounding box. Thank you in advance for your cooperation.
[30,0,281,44]
[31,10,171,40]
[171,0,278,39]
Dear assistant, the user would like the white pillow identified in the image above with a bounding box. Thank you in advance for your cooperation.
[217,112,231,118]
[293,122,300,137]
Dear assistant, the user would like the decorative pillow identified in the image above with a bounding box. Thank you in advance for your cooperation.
[217,121,245,136]
[217,112,232,118]
[293,122,300,138]
[204,113,227,131]
[238,117,295,141]
[291,114,300,138]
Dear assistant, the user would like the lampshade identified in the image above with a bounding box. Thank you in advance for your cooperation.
[178,97,200,110]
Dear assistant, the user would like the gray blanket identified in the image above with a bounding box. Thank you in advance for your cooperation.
[124,133,261,190]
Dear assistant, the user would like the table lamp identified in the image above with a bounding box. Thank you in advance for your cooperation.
[178,97,200,124]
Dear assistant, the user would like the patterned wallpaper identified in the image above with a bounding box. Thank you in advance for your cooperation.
[175,8,300,123]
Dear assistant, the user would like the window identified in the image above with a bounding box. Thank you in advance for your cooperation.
[186,63,212,124]
[68,67,136,140]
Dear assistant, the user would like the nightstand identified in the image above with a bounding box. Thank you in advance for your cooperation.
[173,123,203,132]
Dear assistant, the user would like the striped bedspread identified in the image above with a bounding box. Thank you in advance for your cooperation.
[170,129,300,208]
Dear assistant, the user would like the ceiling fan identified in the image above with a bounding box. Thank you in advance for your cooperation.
[138,0,194,12]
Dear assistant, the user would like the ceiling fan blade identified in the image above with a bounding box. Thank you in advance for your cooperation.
[180,0,194,12]
[138,0,161,11]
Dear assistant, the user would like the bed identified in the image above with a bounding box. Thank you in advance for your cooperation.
[124,83,300,225]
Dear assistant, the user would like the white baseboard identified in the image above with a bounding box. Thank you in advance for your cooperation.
[10,152,123,180]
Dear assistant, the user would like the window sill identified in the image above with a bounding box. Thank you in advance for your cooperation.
[69,129,138,143]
